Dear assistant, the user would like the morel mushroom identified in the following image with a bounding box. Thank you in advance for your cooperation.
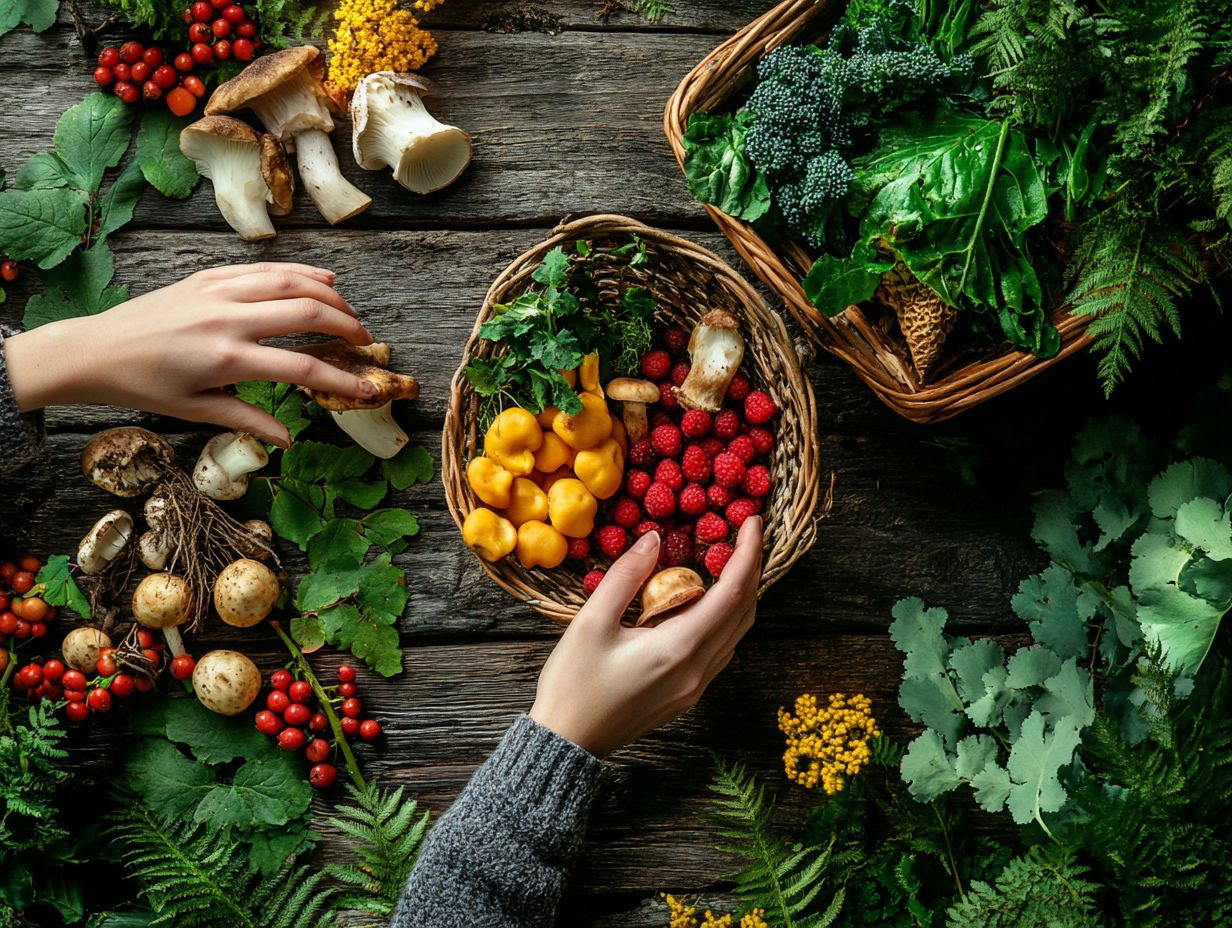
[132,573,193,657]
[213,558,280,628]
[206,46,371,225]
[604,378,660,444]
[193,649,261,716]
[77,510,133,575]
[193,432,269,500]
[81,428,174,498]
[351,72,472,194]
[675,310,745,413]
[638,567,705,626]
[876,262,957,382]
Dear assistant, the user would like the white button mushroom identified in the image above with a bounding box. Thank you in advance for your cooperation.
[132,573,194,657]
[604,378,661,444]
[206,46,371,225]
[675,310,746,413]
[193,649,262,716]
[193,432,270,500]
[351,71,472,194]
[77,510,134,576]
[238,519,275,560]
[60,626,113,673]
[213,558,280,628]
[80,428,175,498]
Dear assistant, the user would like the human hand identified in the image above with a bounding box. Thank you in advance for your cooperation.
[529,516,763,757]
[4,262,376,447]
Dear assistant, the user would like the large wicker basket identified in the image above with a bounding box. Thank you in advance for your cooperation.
[664,0,1094,424]
[442,215,820,621]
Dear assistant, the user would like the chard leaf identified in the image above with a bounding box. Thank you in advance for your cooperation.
[681,110,770,222]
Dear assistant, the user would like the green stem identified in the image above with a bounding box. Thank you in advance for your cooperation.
[958,117,1012,295]
[932,802,965,900]
[270,620,366,790]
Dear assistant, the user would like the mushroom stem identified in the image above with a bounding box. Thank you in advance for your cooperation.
[293,129,372,224]
[330,405,409,459]
[214,177,277,241]
[162,625,187,658]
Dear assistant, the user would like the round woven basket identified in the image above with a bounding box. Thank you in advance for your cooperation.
[442,215,820,621]
[663,0,1094,425]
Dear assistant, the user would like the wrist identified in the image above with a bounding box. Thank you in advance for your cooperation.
[4,317,97,412]
[529,699,613,758]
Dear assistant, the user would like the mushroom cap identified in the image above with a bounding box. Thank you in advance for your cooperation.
[61,626,113,673]
[205,46,324,116]
[605,378,661,404]
[259,133,295,215]
[193,649,262,716]
[132,573,194,630]
[81,428,175,497]
[77,509,134,575]
[213,558,280,628]
[638,567,705,625]
[180,115,261,153]
[296,340,419,410]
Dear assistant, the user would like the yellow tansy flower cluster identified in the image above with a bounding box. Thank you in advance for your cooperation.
[663,895,770,928]
[778,692,879,794]
[326,0,446,95]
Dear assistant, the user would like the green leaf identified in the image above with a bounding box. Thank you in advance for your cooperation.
[1011,564,1091,660]
[899,675,965,745]
[245,823,314,876]
[306,518,369,569]
[33,554,91,618]
[291,614,326,650]
[1174,496,1232,560]
[901,730,961,801]
[234,380,310,440]
[297,561,364,612]
[133,697,270,765]
[334,477,388,509]
[356,553,409,619]
[318,603,403,677]
[802,251,893,317]
[135,108,199,199]
[1005,711,1081,825]
[96,161,146,241]
[967,665,1013,728]
[1036,659,1095,729]
[681,110,771,222]
[14,153,71,190]
[53,93,134,193]
[23,244,129,329]
[0,0,58,35]
[1148,458,1232,519]
[126,739,218,821]
[890,597,952,678]
[283,440,373,484]
[1136,584,1226,674]
[949,638,1005,702]
[1031,490,1097,574]
[1004,646,1063,689]
[270,477,326,549]
[0,186,88,269]
[531,247,570,288]
[363,508,420,547]
[193,751,311,830]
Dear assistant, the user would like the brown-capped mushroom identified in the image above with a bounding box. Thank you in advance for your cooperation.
[638,567,705,626]
[206,46,371,225]
[675,310,745,413]
[213,558,280,628]
[81,428,175,498]
[604,378,660,444]
[260,133,295,216]
[132,573,193,657]
[77,510,133,575]
[179,116,284,241]
[193,432,269,500]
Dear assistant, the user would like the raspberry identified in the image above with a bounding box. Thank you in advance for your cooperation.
[714,409,741,439]
[567,537,591,559]
[695,511,730,544]
[726,497,759,527]
[641,350,671,381]
[748,427,775,456]
[651,423,682,458]
[643,483,677,519]
[662,530,694,567]
[583,569,605,597]
[680,409,711,438]
[654,459,683,491]
[727,435,756,463]
[704,543,734,577]
[651,409,674,429]
[596,525,629,559]
[679,483,708,516]
[663,325,688,352]
[707,483,733,508]
[629,439,656,468]
[613,497,642,528]
[657,383,679,410]
[681,444,712,483]
[743,464,771,498]
[712,451,746,488]
[726,372,751,402]
[670,361,691,387]
[701,437,726,459]
[635,520,663,538]
[625,469,652,499]
[744,391,777,425]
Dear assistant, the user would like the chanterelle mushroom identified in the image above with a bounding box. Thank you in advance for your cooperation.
[351,72,472,194]
[296,340,419,459]
[604,378,660,444]
[81,428,175,498]
[179,116,289,241]
[77,510,133,575]
[675,310,745,413]
[193,432,269,500]
[206,46,371,225]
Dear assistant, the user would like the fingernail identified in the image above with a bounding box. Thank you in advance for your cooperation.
[318,267,336,278]
[633,531,660,553]
[360,380,377,397]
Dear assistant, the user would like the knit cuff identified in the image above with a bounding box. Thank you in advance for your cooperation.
[0,327,45,469]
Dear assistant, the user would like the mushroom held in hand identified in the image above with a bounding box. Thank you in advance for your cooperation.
[193,649,262,716]
[604,378,660,444]
[132,573,193,657]
[77,510,134,575]
[61,626,112,673]
[193,432,269,500]
[675,310,745,413]
[206,46,371,225]
[351,72,472,194]
[213,558,280,628]
[179,117,293,241]
[638,567,705,626]
[296,340,419,458]
[81,428,175,498]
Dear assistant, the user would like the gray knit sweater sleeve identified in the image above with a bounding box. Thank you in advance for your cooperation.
[389,714,605,928]
[0,326,45,471]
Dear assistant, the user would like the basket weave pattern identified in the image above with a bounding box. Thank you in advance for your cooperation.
[663,0,1093,424]
[443,215,820,621]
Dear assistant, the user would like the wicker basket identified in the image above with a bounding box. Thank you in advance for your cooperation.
[664,0,1094,424]
[442,215,820,621]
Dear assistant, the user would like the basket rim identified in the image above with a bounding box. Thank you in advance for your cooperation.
[442,214,822,621]
[662,0,1094,425]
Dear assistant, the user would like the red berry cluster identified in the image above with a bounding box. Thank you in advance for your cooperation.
[253,664,381,790]
[95,40,204,116]
[182,1,260,70]
[579,326,779,590]
[0,556,57,649]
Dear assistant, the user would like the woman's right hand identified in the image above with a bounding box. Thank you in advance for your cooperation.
[529,517,763,758]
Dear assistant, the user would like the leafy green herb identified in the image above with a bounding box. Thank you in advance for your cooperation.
[681,111,770,223]
[32,554,91,619]
[0,0,58,38]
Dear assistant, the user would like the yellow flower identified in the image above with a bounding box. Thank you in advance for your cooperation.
[664,894,700,928]
[778,692,880,794]
[326,0,445,94]
[739,910,770,928]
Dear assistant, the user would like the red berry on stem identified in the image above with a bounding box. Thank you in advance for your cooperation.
[166,86,197,116]
[337,664,356,683]
[17,664,42,689]
[231,37,254,60]
[267,690,291,714]
[360,719,382,741]
[338,681,356,698]
[112,62,131,82]
[169,654,195,679]
[288,680,312,704]
[142,47,163,66]
[29,622,47,639]
[182,75,206,97]
[341,697,362,719]
[305,738,330,763]
[42,659,64,683]
[110,673,135,698]
[222,4,245,22]
[213,39,231,60]
[309,712,328,732]
[212,17,231,36]
[277,727,305,751]
[62,670,86,691]
[65,701,90,722]
[0,612,15,635]
[96,648,118,677]
[340,716,361,738]
[98,47,120,68]
[153,64,177,88]
[114,81,139,104]
[0,562,17,584]
[131,61,151,82]
[11,572,33,595]
[254,710,282,735]
[309,763,337,789]
[182,6,194,21]
[283,703,312,727]
[87,688,112,713]
[191,43,214,65]
[12,619,28,640]
[134,675,154,693]
[192,0,213,20]
[65,689,87,703]
[236,20,256,37]
[173,52,194,72]
[94,66,115,87]
[270,669,293,691]
[211,0,228,8]
[188,21,212,42]
[119,40,144,64]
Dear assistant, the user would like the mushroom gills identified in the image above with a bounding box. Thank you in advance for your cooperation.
[185,136,276,241]
[330,406,409,459]
[78,510,134,575]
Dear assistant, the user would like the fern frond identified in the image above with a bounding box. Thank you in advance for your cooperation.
[946,844,1099,928]
[1204,114,1232,228]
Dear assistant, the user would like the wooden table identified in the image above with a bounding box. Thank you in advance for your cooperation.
[1,2,1134,922]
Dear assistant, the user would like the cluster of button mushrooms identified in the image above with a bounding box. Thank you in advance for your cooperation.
[179,46,472,239]
[65,339,419,716]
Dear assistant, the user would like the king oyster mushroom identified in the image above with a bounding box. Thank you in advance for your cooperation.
[351,72,472,194]
[179,116,293,241]
[295,340,419,458]
[206,46,371,225]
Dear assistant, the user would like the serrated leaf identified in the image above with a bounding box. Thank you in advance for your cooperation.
[135,108,199,199]
[135,696,270,765]
[126,739,217,821]
[193,751,311,830]
[53,93,133,193]
[290,614,325,652]
[1128,531,1191,592]
[1182,555,1232,605]
[270,477,326,549]
[0,186,88,269]
[890,597,951,678]
[357,553,409,619]
[1005,712,1081,825]
[14,153,71,190]
[0,0,58,35]
[899,676,965,745]
[1031,490,1096,574]
[381,444,434,489]
[334,477,388,509]
[234,380,309,440]
[96,161,146,241]
[969,761,1012,812]
[949,638,1005,702]
[954,733,999,779]
[1005,646,1063,690]
[1148,458,1232,519]
[318,603,403,676]
[23,244,129,329]
[967,665,1013,728]
[1012,564,1091,660]
[306,518,368,569]
[283,440,372,484]
[363,508,420,547]
[1174,497,1232,560]
[297,561,364,612]
[1036,659,1095,728]
[33,554,91,618]
[901,730,961,801]
[246,823,314,876]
